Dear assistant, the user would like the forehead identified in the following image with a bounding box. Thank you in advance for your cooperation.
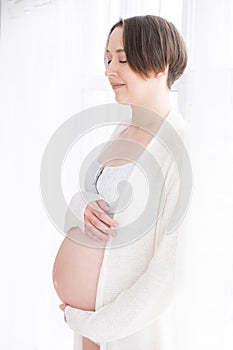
[106,27,124,52]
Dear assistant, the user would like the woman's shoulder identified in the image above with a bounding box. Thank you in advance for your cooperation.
[165,108,186,140]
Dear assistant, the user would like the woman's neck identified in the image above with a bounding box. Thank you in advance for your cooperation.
[130,93,172,128]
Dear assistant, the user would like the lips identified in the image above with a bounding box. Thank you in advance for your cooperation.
[111,83,125,90]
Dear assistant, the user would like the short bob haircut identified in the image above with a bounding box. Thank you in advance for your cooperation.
[105,15,187,90]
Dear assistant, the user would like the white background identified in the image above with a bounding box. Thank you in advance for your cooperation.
[0,0,233,349]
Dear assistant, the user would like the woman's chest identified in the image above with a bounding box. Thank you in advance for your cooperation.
[97,126,155,167]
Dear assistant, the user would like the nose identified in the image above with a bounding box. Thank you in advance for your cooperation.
[105,61,118,78]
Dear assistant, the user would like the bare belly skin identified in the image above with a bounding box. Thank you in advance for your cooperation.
[52,126,153,348]
[53,228,108,349]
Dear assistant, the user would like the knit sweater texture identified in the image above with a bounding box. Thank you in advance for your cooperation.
[64,106,186,349]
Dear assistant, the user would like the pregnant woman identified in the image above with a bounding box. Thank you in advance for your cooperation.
[53,15,188,350]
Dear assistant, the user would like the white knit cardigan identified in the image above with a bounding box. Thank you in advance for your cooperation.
[63,107,186,350]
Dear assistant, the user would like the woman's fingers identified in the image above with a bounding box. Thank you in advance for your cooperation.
[85,214,117,238]
[86,223,110,242]
[59,304,67,322]
[93,207,119,229]
[91,211,118,236]
[84,200,119,242]
[84,216,117,241]
[96,199,110,211]
[84,200,118,228]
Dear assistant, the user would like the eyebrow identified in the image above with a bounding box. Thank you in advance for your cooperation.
[106,49,125,53]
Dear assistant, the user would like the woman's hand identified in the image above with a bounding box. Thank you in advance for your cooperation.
[84,199,119,242]
[59,303,67,322]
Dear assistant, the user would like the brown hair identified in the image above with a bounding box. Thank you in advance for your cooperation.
[105,15,187,89]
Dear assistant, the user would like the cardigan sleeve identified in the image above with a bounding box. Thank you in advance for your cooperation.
[64,191,106,235]
[64,167,182,343]
[64,124,127,235]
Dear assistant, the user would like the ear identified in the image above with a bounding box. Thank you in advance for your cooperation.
[156,65,169,78]
[146,65,169,80]
[145,65,169,80]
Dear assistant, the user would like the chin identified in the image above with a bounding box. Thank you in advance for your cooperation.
[115,95,129,104]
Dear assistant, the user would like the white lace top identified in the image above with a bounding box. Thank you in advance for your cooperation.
[88,159,135,219]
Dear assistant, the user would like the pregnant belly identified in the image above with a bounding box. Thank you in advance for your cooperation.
[52,228,107,310]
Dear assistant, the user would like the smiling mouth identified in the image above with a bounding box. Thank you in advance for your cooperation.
[112,84,125,90]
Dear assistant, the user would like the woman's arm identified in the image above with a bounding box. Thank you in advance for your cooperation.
[64,190,106,234]
[64,124,127,235]
[64,172,182,343]
[65,230,179,343]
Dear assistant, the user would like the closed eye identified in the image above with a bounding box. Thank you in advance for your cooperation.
[107,60,127,65]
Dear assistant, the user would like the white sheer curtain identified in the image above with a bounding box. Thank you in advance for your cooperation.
[0,2,116,349]
[172,1,233,349]
[2,0,232,349]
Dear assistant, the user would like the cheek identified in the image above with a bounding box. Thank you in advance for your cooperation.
[122,70,148,97]
[129,80,146,96]
[127,73,146,88]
